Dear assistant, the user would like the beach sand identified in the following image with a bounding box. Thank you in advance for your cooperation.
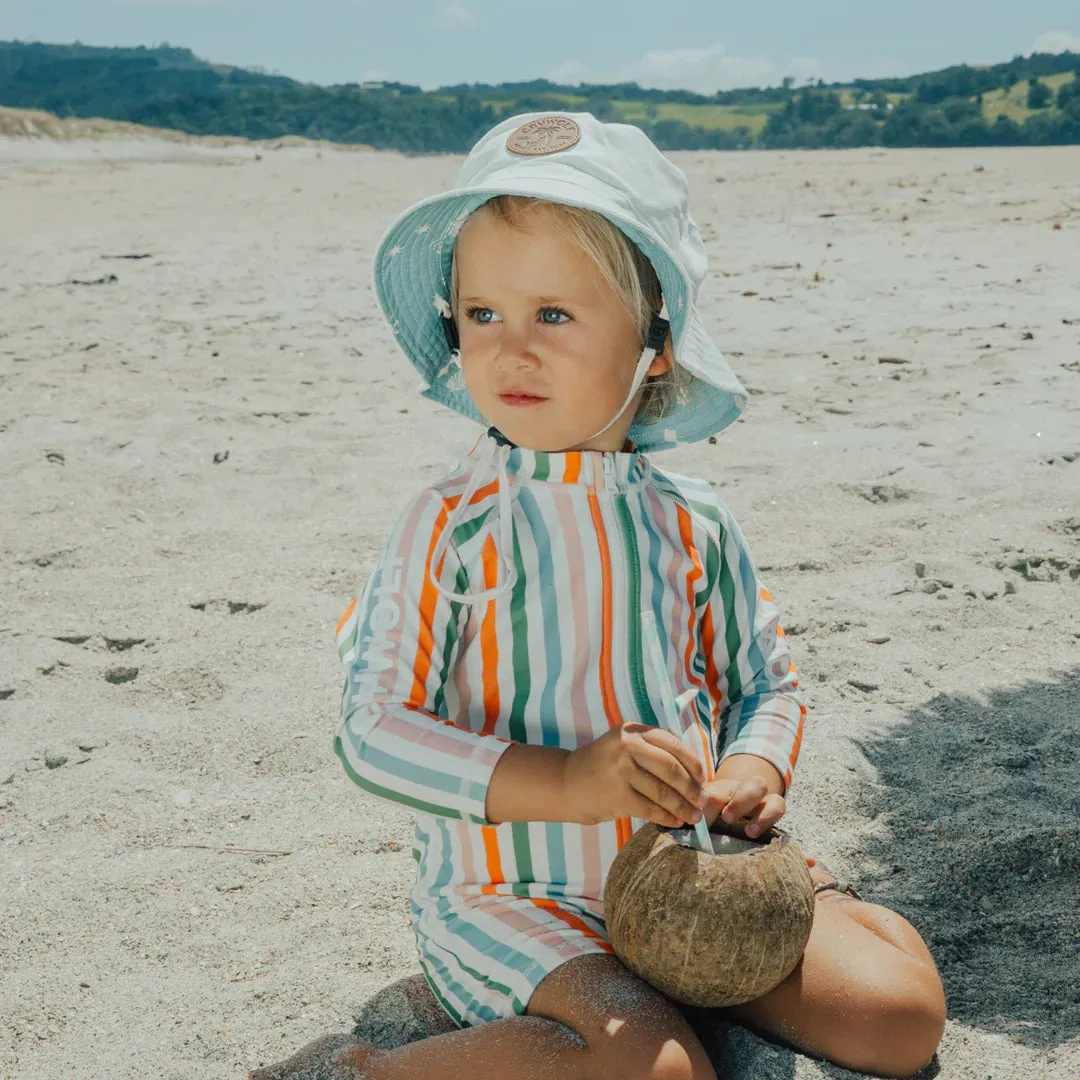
[1,130,1078,1079]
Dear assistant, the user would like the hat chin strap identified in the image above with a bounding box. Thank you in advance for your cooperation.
[582,304,670,446]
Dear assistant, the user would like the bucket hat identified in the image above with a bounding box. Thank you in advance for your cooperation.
[372,111,747,453]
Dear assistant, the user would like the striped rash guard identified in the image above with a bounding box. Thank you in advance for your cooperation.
[334,428,805,913]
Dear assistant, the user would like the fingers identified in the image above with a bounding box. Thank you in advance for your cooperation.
[627,734,707,816]
[704,775,787,838]
[741,793,786,837]
[717,775,770,824]
[626,760,703,828]
[636,726,707,787]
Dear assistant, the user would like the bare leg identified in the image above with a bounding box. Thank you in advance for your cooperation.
[250,954,716,1080]
[717,866,947,1079]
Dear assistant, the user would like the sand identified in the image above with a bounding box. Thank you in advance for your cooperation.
[1,129,1078,1080]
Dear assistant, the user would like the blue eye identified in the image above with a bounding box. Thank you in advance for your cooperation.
[465,306,497,324]
[540,308,571,325]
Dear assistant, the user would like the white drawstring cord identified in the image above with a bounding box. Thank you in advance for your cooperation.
[427,438,518,605]
[582,301,670,445]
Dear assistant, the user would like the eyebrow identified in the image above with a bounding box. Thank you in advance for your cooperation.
[458,294,595,308]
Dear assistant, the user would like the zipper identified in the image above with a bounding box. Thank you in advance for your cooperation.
[602,454,658,727]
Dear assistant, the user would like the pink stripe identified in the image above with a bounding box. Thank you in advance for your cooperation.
[374,494,433,698]
[552,493,597,749]
[397,706,509,763]
[458,894,607,959]
[552,492,605,903]
[455,820,477,884]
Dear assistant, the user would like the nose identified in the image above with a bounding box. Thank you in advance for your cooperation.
[493,320,541,371]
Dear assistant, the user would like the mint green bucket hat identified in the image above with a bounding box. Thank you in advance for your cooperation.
[371,111,747,452]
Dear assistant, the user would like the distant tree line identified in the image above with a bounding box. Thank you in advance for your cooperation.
[1,40,1078,152]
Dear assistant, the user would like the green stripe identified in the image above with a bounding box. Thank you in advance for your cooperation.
[715,521,744,704]
[417,966,464,1026]
[432,563,469,719]
[532,451,550,481]
[338,619,359,660]
[452,506,493,547]
[334,735,479,822]
[507,527,535,892]
[616,496,658,727]
[435,939,527,1017]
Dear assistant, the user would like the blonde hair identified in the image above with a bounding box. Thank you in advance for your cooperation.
[449,195,686,425]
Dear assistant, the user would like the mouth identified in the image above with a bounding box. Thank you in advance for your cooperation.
[498,391,549,407]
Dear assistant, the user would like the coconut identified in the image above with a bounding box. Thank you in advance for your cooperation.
[603,820,815,1008]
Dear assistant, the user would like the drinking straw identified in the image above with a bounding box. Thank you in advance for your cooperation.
[641,610,713,852]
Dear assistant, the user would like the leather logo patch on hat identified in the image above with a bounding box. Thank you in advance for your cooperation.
[506,115,581,156]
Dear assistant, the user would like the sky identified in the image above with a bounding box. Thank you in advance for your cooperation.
[2,1,1079,93]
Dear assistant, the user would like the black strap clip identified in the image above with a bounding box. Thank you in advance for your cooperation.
[645,313,669,354]
[441,312,460,354]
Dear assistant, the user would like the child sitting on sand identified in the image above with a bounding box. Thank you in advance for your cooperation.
[251,112,946,1080]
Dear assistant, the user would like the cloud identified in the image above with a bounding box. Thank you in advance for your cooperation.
[1030,30,1080,55]
[550,42,831,94]
[438,1,476,26]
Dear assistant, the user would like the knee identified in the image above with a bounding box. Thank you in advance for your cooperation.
[594,1013,715,1080]
[650,1035,716,1080]
[846,980,947,1078]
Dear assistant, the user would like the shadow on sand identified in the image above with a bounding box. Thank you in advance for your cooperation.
[850,667,1080,1051]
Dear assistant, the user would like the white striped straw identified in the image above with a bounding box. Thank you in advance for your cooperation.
[641,610,713,852]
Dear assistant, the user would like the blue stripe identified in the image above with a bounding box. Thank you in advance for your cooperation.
[515,488,563,748]
[350,738,488,808]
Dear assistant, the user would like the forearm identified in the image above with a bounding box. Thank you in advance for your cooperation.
[484,742,573,825]
[714,752,786,797]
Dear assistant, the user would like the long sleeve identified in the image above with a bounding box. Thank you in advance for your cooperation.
[333,488,515,824]
[699,501,806,795]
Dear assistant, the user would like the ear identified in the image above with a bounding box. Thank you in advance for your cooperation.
[646,332,674,377]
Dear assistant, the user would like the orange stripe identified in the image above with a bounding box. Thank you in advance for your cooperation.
[530,898,614,951]
[335,595,357,637]
[675,506,712,781]
[409,478,500,710]
[408,505,451,707]
[760,586,773,602]
[699,602,724,725]
[479,534,501,735]
[563,453,581,484]
[480,826,505,895]
[445,478,500,511]
[586,489,631,848]
[788,704,806,774]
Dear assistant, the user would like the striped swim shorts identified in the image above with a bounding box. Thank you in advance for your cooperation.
[411,891,616,1028]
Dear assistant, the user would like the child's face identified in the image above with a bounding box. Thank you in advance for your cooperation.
[453,206,670,453]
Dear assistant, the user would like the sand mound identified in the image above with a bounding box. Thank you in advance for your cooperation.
[0,105,369,151]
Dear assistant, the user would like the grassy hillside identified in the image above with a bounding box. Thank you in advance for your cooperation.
[0,40,1077,151]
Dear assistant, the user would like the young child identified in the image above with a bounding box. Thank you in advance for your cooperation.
[251,113,946,1080]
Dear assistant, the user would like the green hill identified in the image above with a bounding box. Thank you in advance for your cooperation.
[1,40,1078,151]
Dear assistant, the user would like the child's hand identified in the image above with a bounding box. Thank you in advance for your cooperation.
[700,775,786,839]
[563,722,707,828]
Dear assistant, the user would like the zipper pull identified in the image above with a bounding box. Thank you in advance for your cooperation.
[602,453,617,493]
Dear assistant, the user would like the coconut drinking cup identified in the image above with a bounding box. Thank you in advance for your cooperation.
[603,817,816,1008]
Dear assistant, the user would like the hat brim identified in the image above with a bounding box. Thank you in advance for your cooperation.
[371,181,747,452]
